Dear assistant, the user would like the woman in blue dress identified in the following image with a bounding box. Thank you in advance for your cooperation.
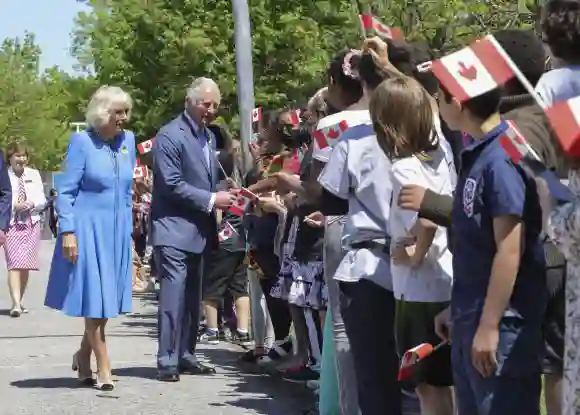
[45,85,136,391]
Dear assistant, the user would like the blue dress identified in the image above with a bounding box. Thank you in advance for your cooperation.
[45,130,135,318]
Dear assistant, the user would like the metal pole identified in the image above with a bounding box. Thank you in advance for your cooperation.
[232,0,255,175]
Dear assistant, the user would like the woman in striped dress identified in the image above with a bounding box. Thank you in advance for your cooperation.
[4,142,46,317]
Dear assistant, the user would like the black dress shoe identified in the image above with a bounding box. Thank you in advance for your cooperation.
[178,361,216,375]
[157,368,180,382]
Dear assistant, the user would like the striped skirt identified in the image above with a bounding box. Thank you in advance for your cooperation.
[4,221,41,270]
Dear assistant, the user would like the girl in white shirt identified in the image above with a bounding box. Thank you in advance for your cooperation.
[370,76,454,415]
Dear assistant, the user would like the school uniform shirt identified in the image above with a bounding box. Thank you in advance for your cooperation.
[389,146,454,303]
[312,110,371,163]
[535,66,580,106]
[452,120,546,375]
[318,112,394,292]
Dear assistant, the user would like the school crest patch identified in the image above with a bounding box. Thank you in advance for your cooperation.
[463,177,477,217]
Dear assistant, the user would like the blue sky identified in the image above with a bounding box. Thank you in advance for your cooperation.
[0,0,89,73]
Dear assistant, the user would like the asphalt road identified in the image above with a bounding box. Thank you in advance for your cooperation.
[0,240,314,415]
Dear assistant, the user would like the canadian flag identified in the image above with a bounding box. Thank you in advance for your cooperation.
[500,120,574,203]
[398,342,438,381]
[230,188,256,217]
[290,109,301,126]
[218,222,237,242]
[430,35,515,102]
[359,13,404,41]
[545,96,580,157]
[133,166,148,179]
[137,138,154,154]
[252,107,262,123]
[498,121,537,164]
[312,120,349,149]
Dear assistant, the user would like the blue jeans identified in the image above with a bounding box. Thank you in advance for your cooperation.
[452,319,541,415]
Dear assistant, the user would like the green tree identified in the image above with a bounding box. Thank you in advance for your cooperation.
[0,33,96,170]
[73,0,536,141]
[367,0,534,53]
[72,0,362,140]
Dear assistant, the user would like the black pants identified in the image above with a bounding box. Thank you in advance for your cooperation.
[252,248,292,342]
[340,280,402,415]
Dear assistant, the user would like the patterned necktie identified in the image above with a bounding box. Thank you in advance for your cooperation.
[17,176,29,224]
[17,176,26,202]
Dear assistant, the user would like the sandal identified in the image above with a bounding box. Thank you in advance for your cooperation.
[9,308,21,318]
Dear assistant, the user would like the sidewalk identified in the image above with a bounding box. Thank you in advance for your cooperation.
[0,240,313,415]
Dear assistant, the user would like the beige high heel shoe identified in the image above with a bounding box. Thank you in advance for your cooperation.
[94,373,114,391]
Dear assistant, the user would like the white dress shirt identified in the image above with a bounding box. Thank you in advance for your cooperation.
[8,166,47,226]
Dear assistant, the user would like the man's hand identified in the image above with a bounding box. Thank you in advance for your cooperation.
[304,211,325,227]
[471,323,499,378]
[398,185,427,212]
[215,191,236,210]
[434,307,452,342]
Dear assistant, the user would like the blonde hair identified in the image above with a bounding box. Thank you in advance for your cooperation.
[369,76,435,160]
[85,85,132,128]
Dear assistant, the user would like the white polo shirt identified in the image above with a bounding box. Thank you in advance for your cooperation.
[388,146,454,302]
[318,111,394,291]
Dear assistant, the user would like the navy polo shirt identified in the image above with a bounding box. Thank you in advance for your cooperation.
[451,121,546,330]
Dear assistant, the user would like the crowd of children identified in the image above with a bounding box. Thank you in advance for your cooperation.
[129,1,580,413]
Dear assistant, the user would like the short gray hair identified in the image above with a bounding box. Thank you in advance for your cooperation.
[185,77,221,106]
[85,85,132,128]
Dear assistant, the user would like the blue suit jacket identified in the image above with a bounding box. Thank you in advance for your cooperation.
[0,153,12,232]
[150,114,219,254]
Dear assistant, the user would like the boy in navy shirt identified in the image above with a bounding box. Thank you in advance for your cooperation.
[437,86,546,415]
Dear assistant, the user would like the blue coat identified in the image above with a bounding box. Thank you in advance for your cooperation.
[45,130,135,318]
[0,153,12,232]
[150,113,218,254]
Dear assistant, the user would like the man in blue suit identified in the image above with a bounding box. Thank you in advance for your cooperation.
[151,77,235,381]
[0,151,12,246]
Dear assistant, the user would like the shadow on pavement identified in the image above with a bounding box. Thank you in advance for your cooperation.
[10,377,89,389]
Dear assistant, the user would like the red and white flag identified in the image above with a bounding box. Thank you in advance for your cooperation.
[133,166,148,179]
[498,120,537,164]
[312,120,349,149]
[252,107,263,123]
[359,13,404,41]
[137,138,154,154]
[431,35,515,102]
[545,96,580,157]
[218,222,237,242]
[230,188,257,217]
[290,109,301,126]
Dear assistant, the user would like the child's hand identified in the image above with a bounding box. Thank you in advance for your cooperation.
[391,245,412,266]
[304,211,325,227]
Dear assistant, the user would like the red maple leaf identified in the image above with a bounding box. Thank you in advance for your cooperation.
[458,62,477,81]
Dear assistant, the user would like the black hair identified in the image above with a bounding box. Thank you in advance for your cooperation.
[327,50,364,104]
[351,39,414,91]
[492,29,546,90]
[542,0,580,64]
[207,123,232,151]
[409,42,440,96]
[440,84,502,121]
